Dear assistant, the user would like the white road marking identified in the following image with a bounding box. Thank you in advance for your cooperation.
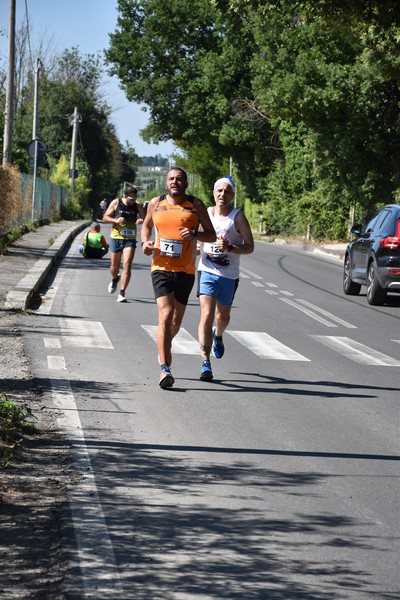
[251,281,264,287]
[59,318,114,349]
[47,355,66,370]
[140,326,398,366]
[227,331,310,361]
[239,266,263,280]
[51,378,122,597]
[311,336,400,366]
[265,282,279,288]
[280,298,338,327]
[37,269,66,315]
[265,290,279,295]
[239,272,250,279]
[280,290,294,296]
[296,299,356,328]
[142,325,199,354]
[44,338,61,348]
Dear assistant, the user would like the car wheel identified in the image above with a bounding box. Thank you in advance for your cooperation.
[366,260,386,305]
[343,254,361,295]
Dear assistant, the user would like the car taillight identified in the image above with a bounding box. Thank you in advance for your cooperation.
[380,219,400,248]
[389,269,400,275]
[380,237,400,248]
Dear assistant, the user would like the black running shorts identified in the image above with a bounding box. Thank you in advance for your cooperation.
[151,271,195,305]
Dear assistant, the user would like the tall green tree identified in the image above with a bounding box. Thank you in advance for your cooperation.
[106,0,400,238]
[106,0,277,199]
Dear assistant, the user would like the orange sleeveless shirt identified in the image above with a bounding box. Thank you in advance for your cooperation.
[152,196,199,274]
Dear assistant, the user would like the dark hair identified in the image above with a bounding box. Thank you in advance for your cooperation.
[167,166,188,181]
[124,185,138,196]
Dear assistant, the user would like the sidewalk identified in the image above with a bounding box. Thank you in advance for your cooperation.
[0,219,90,599]
[0,219,89,311]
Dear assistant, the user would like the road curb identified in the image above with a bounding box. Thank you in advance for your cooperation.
[4,222,89,310]
[312,247,345,261]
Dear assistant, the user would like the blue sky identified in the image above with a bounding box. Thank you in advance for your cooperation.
[0,0,176,157]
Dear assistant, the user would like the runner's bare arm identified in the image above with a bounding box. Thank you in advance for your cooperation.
[140,197,158,254]
[194,199,216,243]
[230,212,254,254]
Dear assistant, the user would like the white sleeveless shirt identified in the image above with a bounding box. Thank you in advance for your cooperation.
[198,207,243,279]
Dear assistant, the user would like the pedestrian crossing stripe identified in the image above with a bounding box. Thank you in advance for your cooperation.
[141,326,309,361]
[59,318,114,349]
[311,336,400,366]
[141,325,199,354]
[227,330,310,361]
[141,327,400,365]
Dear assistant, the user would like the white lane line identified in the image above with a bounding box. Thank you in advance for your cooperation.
[265,282,278,288]
[280,290,294,296]
[280,298,338,327]
[37,269,66,314]
[227,331,310,361]
[47,355,66,370]
[44,338,61,348]
[392,340,400,345]
[296,299,356,328]
[51,379,122,597]
[239,266,263,280]
[265,290,279,295]
[311,336,400,366]
[142,325,199,354]
[251,281,264,287]
[239,272,250,279]
[59,319,114,349]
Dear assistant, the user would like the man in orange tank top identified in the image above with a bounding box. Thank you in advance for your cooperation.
[141,167,215,389]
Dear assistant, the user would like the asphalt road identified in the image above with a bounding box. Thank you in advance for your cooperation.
[19,224,400,599]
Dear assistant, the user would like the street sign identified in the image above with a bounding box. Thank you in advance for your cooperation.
[28,139,46,159]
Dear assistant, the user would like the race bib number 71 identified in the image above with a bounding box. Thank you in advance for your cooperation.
[159,237,183,258]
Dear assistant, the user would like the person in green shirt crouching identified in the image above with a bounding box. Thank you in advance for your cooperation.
[79,223,109,259]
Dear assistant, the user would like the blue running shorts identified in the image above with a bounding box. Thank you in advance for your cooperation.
[197,271,239,306]
[109,238,137,253]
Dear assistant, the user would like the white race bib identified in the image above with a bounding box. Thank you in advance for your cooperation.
[120,228,135,237]
[204,242,227,258]
[159,237,183,258]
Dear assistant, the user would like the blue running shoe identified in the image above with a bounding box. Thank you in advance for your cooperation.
[212,328,225,359]
[200,360,213,381]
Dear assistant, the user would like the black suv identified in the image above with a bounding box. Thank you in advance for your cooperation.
[343,204,400,305]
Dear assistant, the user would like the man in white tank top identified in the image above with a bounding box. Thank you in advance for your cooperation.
[197,177,254,381]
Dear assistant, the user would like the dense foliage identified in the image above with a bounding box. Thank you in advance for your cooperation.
[106,0,400,239]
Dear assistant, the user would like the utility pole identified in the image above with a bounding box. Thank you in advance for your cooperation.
[31,58,42,221]
[69,107,81,192]
[2,0,16,164]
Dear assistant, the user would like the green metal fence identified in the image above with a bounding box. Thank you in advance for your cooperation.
[28,174,68,222]
[0,174,68,236]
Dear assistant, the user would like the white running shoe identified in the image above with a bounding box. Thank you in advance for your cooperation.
[108,275,120,294]
[117,293,127,303]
